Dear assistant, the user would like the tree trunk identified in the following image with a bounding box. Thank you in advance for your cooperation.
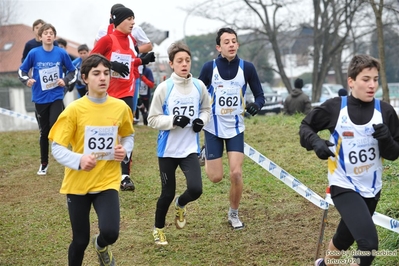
[371,0,389,103]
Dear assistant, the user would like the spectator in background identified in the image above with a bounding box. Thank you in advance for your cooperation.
[21,19,59,62]
[338,88,348,96]
[283,78,312,115]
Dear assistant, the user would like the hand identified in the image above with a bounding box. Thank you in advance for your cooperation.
[372,123,391,141]
[26,79,36,87]
[111,61,130,77]
[140,52,156,65]
[246,102,259,116]
[114,144,126,162]
[312,139,335,160]
[173,115,190,128]
[57,79,66,87]
[80,154,97,171]
[192,118,204,133]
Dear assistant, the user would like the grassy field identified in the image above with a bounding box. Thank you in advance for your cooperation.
[0,114,398,266]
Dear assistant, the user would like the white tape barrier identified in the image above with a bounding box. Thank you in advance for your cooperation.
[325,194,399,234]
[261,103,283,110]
[0,107,36,124]
[244,142,399,233]
[244,142,329,210]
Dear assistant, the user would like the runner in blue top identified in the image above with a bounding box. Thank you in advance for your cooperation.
[18,23,77,176]
[70,44,90,98]
[21,19,59,62]
[198,27,265,230]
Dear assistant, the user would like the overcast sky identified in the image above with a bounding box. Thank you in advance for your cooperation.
[10,0,225,57]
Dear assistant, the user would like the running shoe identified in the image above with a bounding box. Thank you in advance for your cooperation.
[198,145,205,166]
[228,212,245,230]
[153,228,168,245]
[175,198,187,229]
[120,175,135,191]
[92,235,115,266]
[37,164,48,176]
[314,258,324,266]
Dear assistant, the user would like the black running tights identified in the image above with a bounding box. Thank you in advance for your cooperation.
[154,153,203,228]
[66,189,120,266]
[332,190,379,266]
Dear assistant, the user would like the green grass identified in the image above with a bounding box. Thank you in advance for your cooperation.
[0,114,398,265]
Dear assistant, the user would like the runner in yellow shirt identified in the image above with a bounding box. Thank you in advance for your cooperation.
[49,54,134,266]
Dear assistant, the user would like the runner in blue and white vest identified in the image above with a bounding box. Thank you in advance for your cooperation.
[300,54,399,266]
[198,27,265,230]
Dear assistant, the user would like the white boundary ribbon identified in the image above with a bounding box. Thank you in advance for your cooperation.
[244,142,399,233]
[0,107,36,124]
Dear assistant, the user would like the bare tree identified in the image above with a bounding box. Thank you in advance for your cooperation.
[191,0,369,100]
[311,0,364,101]
[370,0,388,102]
[189,0,296,92]
[0,0,17,26]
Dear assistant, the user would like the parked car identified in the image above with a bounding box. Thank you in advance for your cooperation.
[374,83,399,99]
[245,83,283,114]
[277,90,290,103]
[302,83,344,102]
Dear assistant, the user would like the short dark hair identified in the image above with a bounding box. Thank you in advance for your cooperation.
[216,27,237,46]
[347,54,380,80]
[78,44,89,52]
[80,54,111,83]
[38,23,57,37]
[57,38,67,47]
[167,42,191,62]
[32,19,45,30]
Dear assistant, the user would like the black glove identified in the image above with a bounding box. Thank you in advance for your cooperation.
[111,61,129,77]
[140,52,156,65]
[192,118,204,133]
[372,123,391,141]
[246,102,259,116]
[66,83,75,92]
[312,139,335,160]
[173,115,190,128]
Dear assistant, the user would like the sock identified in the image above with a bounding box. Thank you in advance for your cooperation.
[121,174,128,181]
[229,207,238,216]
[175,197,184,208]
[94,236,105,251]
[40,163,48,171]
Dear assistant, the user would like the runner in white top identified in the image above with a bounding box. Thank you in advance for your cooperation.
[147,42,211,245]
[300,54,399,266]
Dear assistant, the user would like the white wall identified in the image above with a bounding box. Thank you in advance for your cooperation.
[0,88,76,132]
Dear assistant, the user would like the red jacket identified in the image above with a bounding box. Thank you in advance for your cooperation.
[91,30,141,98]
